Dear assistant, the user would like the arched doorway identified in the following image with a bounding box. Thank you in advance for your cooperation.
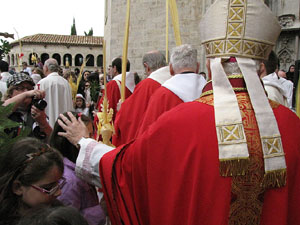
[75,54,83,66]
[41,53,50,64]
[52,53,61,65]
[11,54,15,66]
[7,55,10,65]
[86,54,94,67]
[63,54,72,67]
[29,53,38,65]
[97,55,103,67]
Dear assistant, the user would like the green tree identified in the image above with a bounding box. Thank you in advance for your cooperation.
[0,93,30,159]
[0,39,11,60]
[84,28,94,36]
[71,18,77,35]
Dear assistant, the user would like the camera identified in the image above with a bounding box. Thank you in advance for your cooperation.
[32,97,47,111]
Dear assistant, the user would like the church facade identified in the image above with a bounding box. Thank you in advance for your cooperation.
[104,0,300,74]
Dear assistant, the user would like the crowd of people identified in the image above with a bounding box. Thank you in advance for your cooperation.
[0,0,300,225]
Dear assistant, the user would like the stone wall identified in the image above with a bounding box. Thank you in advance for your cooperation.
[105,0,217,75]
[105,0,299,74]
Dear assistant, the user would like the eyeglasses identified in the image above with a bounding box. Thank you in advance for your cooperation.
[31,177,66,196]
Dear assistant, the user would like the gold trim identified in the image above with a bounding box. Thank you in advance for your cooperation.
[220,158,249,176]
[203,0,273,60]
[262,169,287,188]
[200,87,247,98]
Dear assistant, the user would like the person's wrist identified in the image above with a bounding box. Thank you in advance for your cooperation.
[76,137,86,149]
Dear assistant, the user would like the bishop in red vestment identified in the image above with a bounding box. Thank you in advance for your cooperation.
[58,1,300,224]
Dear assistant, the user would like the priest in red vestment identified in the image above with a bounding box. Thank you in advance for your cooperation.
[58,0,300,224]
[113,51,171,147]
[95,57,134,123]
[137,44,206,136]
[94,58,135,139]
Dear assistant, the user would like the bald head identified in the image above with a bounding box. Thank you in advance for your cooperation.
[143,51,166,76]
[44,58,59,76]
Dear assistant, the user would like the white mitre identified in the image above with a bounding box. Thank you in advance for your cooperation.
[200,0,286,189]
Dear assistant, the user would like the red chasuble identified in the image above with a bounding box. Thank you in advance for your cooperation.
[137,86,183,136]
[100,80,300,225]
[113,78,161,147]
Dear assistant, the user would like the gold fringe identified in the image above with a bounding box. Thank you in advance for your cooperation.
[262,169,287,189]
[219,158,249,177]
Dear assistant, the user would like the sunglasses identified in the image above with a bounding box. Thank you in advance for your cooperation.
[31,177,66,196]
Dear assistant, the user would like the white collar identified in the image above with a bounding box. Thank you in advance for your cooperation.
[113,72,135,93]
[262,72,287,97]
[148,66,172,84]
[162,73,207,102]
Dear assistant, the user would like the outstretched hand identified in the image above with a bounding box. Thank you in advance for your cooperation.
[58,112,89,146]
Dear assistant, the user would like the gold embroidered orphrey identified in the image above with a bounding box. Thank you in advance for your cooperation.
[217,123,245,144]
[203,0,273,60]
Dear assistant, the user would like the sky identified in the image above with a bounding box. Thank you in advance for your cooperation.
[1,0,105,41]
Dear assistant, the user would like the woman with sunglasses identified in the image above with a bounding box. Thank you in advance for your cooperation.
[49,112,106,225]
[0,137,64,225]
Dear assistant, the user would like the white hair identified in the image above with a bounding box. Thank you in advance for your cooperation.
[142,51,166,71]
[170,44,197,73]
[222,59,261,76]
[45,58,59,72]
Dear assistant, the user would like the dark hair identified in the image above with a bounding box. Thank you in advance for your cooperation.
[87,72,100,84]
[288,64,295,72]
[17,206,89,225]
[112,57,130,74]
[49,112,91,163]
[0,138,63,224]
[0,60,9,72]
[263,51,279,75]
[134,72,141,85]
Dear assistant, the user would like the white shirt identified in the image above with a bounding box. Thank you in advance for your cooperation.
[37,72,74,127]
[22,67,32,75]
[1,72,11,82]
[262,72,288,107]
[75,138,114,188]
[278,77,293,109]
[31,73,42,84]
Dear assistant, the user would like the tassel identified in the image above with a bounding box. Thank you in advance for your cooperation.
[219,158,249,177]
[262,169,287,189]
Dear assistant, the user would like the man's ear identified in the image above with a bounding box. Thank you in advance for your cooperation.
[258,63,266,78]
[169,64,175,76]
[143,63,151,75]
[12,180,24,196]
[206,59,212,80]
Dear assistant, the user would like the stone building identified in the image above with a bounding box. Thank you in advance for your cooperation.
[8,34,103,71]
[104,0,300,74]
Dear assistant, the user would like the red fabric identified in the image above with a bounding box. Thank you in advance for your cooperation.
[100,94,300,225]
[112,79,161,147]
[137,86,183,136]
[94,80,132,140]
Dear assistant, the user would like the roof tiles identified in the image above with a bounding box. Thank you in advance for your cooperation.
[11,34,103,46]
